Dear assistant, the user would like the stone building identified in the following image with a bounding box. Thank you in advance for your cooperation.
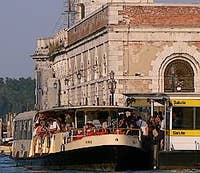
[32,0,200,110]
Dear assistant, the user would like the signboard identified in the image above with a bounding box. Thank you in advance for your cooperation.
[171,99,200,107]
[168,130,200,136]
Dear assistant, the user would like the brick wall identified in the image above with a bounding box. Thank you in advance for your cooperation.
[68,7,108,45]
[119,6,200,27]
[190,42,200,52]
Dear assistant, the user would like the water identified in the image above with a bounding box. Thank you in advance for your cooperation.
[0,155,199,173]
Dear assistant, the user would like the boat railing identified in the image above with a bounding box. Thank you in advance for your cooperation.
[32,127,141,156]
[62,127,141,144]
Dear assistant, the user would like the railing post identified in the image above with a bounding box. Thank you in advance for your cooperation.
[71,130,73,141]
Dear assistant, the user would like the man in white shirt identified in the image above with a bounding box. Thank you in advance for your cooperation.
[49,119,60,134]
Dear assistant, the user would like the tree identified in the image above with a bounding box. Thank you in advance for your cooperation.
[0,77,35,118]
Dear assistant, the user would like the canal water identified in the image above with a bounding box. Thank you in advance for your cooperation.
[0,155,198,173]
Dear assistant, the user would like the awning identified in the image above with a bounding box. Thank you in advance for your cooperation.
[123,93,169,106]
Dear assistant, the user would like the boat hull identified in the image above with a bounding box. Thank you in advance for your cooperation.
[13,145,149,171]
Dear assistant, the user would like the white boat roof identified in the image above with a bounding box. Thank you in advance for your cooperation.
[39,105,135,113]
[14,106,134,121]
[14,111,37,121]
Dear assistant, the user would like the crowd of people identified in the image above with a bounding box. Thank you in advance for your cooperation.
[32,110,165,155]
[116,110,165,150]
[32,112,74,154]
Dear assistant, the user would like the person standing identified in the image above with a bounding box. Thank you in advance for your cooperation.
[65,113,74,129]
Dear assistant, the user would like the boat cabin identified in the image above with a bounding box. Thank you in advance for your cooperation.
[12,106,142,158]
[12,111,37,158]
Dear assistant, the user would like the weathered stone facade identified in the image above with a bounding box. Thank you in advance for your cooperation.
[33,1,200,110]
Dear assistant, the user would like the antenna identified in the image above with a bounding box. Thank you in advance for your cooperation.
[63,0,76,28]
[51,0,76,35]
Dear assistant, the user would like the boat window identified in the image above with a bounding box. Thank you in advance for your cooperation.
[195,108,200,129]
[27,119,32,139]
[14,121,17,140]
[86,111,96,122]
[16,121,20,140]
[76,111,85,128]
[85,109,130,127]
[19,120,23,139]
[97,111,109,120]
[110,111,117,119]
[172,107,193,129]
[92,119,101,128]
[19,120,22,131]
[82,111,108,128]
[14,119,33,140]
[15,120,22,140]
[22,120,28,139]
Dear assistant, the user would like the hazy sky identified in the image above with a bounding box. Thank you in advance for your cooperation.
[0,0,199,78]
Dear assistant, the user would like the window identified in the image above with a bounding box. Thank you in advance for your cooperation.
[195,108,200,129]
[164,59,194,92]
[14,119,33,140]
[172,107,193,129]
[172,107,200,130]
[22,120,28,139]
[76,111,85,128]
[80,3,85,19]
[27,120,32,139]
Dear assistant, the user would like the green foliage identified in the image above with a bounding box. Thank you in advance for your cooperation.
[0,77,35,118]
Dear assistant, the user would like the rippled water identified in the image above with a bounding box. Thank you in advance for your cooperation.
[0,155,199,173]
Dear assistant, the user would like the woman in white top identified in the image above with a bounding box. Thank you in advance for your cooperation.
[49,119,60,134]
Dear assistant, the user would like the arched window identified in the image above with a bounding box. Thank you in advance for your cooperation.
[164,59,194,92]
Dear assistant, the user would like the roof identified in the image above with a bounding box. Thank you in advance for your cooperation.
[14,111,37,121]
[124,93,200,100]
[123,93,169,100]
[39,105,134,113]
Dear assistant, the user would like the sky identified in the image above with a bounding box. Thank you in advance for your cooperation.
[0,0,200,79]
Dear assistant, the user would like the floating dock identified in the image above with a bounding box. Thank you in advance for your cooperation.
[158,150,200,170]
